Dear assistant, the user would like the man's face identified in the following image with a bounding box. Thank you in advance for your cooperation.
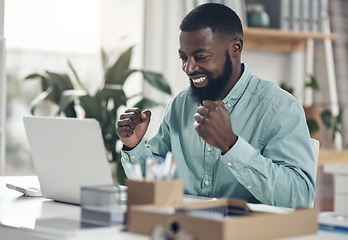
[179,28,233,103]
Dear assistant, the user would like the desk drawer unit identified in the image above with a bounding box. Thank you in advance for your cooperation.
[334,174,348,214]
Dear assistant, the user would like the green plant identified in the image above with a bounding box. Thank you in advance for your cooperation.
[24,46,172,184]
[306,118,320,135]
[279,82,294,95]
[281,74,344,142]
[321,108,343,141]
[305,74,320,91]
[304,74,320,135]
[280,75,321,135]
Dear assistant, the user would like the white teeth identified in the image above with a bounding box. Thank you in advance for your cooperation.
[192,76,207,83]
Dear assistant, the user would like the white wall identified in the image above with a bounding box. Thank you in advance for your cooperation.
[242,49,305,102]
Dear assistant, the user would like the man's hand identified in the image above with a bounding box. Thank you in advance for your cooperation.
[116,108,151,149]
[194,100,237,153]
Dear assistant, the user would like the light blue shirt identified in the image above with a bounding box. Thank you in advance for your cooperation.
[121,64,316,208]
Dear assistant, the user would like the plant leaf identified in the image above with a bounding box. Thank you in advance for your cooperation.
[104,46,133,85]
[321,109,333,128]
[45,71,74,104]
[133,97,164,110]
[60,90,88,115]
[306,75,320,90]
[29,88,52,115]
[24,73,43,80]
[306,118,319,135]
[279,82,294,95]
[67,60,87,91]
[24,73,51,92]
[101,48,109,75]
[78,94,103,121]
[140,70,172,95]
[99,87,127,107]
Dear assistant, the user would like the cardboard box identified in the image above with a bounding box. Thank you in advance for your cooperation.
[128,198,318,240]
[126,179,184,226]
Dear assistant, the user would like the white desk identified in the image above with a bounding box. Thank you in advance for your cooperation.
[0,176,347,240]
[0,176,147,240]
[324,163,348,214]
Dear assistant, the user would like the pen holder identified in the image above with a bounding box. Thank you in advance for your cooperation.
[126,179,184,225]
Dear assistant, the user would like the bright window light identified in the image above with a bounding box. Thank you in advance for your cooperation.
[4,0,100,53]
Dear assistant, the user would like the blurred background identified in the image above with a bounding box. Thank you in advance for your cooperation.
[1,0,347,179]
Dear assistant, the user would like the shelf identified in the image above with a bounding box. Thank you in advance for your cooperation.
[243,27,338,52]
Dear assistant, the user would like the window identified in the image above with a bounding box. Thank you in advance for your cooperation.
[4,0,144,175]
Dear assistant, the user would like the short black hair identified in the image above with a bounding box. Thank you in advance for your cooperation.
[180,3,243,40]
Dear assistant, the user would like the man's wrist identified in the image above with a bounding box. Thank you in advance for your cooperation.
[122,144,135,151]
[221,136,238,155]
[122,139,143,151]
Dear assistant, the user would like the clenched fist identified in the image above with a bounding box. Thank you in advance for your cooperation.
[116,108,152,149]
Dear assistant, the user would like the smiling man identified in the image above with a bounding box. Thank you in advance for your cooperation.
[116,3,316,208]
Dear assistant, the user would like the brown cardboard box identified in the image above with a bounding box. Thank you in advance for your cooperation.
[126,179,184,226]
[128,198,318,240]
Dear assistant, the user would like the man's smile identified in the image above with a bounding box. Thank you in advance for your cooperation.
[191,76,208,87]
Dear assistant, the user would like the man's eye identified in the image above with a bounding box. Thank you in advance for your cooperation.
[179,55,187,61]
[195,55,209,61]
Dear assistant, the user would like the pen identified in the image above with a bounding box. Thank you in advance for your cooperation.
[151,159,164,180]
[125,162,134,179]
[163,152,173,179]
[133,162,143,181]
[168,158,178,179]
[145,157,154,182]
[125,162,143,181]
[133,153,178,181]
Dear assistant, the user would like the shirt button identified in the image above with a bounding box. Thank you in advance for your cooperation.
[227,162,232,167]
[207,147,212,152]
[131,155,135,159]
[205,180,210,186]
[247,185,252,189]
[227,103,232,108]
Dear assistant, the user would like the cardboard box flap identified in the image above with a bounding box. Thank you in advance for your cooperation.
[177,198,252,218]
[128,198,318,240]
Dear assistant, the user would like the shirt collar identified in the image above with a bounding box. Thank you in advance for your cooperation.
[222,63,253,109]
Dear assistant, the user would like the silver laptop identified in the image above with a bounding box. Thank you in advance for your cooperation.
[23,116,114,204]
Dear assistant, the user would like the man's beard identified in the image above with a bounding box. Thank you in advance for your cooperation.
[190,51,233,104]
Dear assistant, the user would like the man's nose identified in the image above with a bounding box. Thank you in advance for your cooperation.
[183,58,199,74]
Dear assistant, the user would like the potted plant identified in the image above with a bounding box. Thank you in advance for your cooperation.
[280,80,320,136]
[24,46,172,184]
[303,74,321,136]
[281,75,343,148]
[321,108,343,142]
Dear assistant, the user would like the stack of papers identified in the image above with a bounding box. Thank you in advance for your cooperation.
[319,212,348,234]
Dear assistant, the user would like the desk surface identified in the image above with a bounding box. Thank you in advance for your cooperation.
[318,150,348,166]
[0,176,146,240]
[0,176,347,240]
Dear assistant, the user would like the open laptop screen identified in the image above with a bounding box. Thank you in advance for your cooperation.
[23,116,114,204]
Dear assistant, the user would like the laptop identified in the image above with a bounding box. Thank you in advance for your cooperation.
[23,116,114,204]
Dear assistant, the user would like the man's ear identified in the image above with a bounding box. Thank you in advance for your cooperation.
[229,38,243,57]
